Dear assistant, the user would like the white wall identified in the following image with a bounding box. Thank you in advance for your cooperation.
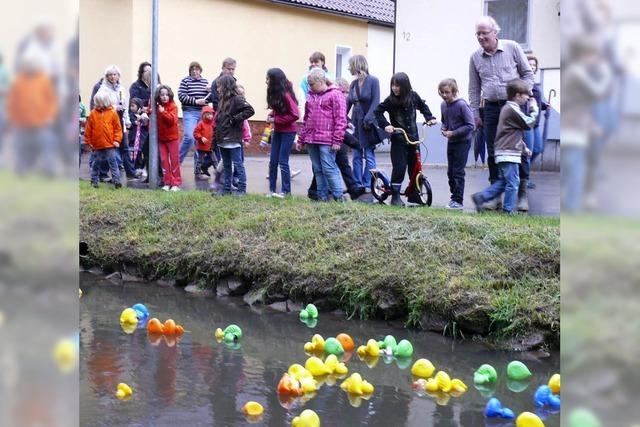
[367,24,395,94]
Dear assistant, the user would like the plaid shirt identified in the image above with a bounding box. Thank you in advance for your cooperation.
[299,86,347,145]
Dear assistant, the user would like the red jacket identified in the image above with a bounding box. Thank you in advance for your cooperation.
[272,92,300,133]
[193,106,214,151]
[157,101,180,142]
[84,107,122,150]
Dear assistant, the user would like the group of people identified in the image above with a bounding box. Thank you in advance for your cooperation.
[82,15,547,213]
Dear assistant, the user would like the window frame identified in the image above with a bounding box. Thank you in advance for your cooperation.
[484,0,531,51]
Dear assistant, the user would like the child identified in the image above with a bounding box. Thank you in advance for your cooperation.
[438,78,474,209]
[266,68,300,197]
[84,90,123,188]
[374,72,437,206]
[213,75,255,195]
[154,84,182,191]
[295,68,347,202]
[472,79,537,213]
[128,97,148,171]
[79,95,88,168]
[193,105,216,178]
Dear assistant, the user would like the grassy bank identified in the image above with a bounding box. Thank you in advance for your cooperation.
[80,182,559,348]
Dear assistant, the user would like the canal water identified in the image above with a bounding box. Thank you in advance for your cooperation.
[79,273,560,426]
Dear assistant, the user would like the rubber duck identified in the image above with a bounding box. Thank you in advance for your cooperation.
[53,337,77,373]
[215,327,224,340]
[291,409,320,427]
[411,359,436,378]
[115,382,133,400]
[222,324,242,342]
[288,364,313,381]
[242,401,264,416]
[425,378,439,392]
[119,308,138,327]
[474,364,498,384]
[435,371,452,392]
[301,317,318,328]
[304,334,325,353]
[299,376,318,393]
[346,392,373,408]
[516,412,545,427]
[356,339,380,357]
[305,356,331,376]
[324,354,348,375]
[548,374,560,394]
[507,361,532,380]
[277,373,303,396]
[340,373,374,395]
[79,288,82,298]
[323,337,345,356]
[484,397,515,419]
[299,303,319,320]
[393,339,413,358]
[533,385,561,409]
[449,378,468,394]
[378,335,397,356]
[132,303,149,322]
[120,322,137,334]
[336,333,355,351]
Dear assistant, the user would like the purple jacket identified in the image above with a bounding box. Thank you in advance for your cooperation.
[299,86,347,145]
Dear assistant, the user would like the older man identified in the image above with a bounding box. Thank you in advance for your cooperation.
[469,16,533,210]
[178,61,209,176]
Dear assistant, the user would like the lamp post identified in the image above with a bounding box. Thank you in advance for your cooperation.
[148,0,159,188]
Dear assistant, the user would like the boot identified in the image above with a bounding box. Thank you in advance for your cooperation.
[484,196,502,211]
[390,184,405,206]
[517,179,529,212]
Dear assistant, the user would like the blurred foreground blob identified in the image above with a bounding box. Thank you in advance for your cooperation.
[52,336,78,373]
[0,310,5,327]
[568,408,601,427]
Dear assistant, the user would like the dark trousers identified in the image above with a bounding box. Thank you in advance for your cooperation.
[308,144,361,198]
[390,140,417,185]
[221,146,246,193]
[447,139,471,204]
[196,150,215,174]
[485,100,529,183]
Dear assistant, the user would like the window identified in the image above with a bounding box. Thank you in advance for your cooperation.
[485,0,529,49]
[335,46,352,79]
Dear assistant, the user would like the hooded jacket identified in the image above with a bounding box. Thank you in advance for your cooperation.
[155,100,180,143]
[193,105,215,151]
[298,86,347,145]
[374,91,435,144]
[214,95,255,145]
[7,71,58,128]
[84,106,122,150]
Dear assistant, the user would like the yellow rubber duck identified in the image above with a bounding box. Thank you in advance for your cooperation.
[425,378,439,392]
[119,308,138,327]
[242,401,264,416]
[116,383,133,400]
[214,328,224,341]
[548,373,560,394]
[340,373,374,395]
[516,412,545,427]
[435,371,452,392]
[450,378,468,395]
[288,364,313,381]
[305,356,331,376]
[304,334,325,352]
[53,338,77,373]
[292,409,320,427]
[411,359,436,378]
[299,376,318,393]
[356,339,380,357]
[324,354,348,375]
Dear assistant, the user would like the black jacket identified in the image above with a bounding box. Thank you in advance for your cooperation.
[214,96,254,144]
[374,91,435,144]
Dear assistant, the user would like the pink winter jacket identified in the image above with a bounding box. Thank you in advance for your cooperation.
[298,86,347,145]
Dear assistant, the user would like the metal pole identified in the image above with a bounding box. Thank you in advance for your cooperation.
[149,0,159,189]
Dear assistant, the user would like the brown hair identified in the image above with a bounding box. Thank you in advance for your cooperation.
[188,61,202,73]
[309,51,328,71]
[438,78,459,96]
[526,54,538,68]
[506,79,531,100]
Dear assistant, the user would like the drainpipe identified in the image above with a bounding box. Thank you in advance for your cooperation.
[149,0,160,189]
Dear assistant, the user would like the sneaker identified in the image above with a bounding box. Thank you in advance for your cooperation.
[162,185,171,191]
[290,169,301,179]
[446,200,463,210]
[527,181,536,189]
[471,193,485,212]
[265,175,270,180]
[114,182,122,189]
[100,177,112,183]
[170,186,181,192]
[271,192,285,199]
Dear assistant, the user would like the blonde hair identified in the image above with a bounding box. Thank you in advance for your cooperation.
[307,68,327,85]
[334,77,350,92]
[476,16,501,34]
[93,90,113,109]
[438,78,459,96]
[349,55,369,77]
[104,64,121,78]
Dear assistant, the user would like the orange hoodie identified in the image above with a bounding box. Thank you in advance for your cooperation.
[84,107,122,150]
[7,72,58,128]
[193,106,214,151]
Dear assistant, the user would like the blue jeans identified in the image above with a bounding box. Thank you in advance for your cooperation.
[14,127,56,175]
[352,146,376,188]
[91,148,121,184]
[220,146,246,193]
[478,162,519,213]
[179,109,201,171]
[269,131,296,194]
[307,144,342,201]
[528,126,544,165]
[561,145,587,213]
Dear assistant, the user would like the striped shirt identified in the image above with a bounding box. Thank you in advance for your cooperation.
[178,76,210,112]
[468,39,533,118]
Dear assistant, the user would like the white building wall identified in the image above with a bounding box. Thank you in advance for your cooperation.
[366,24,395,95]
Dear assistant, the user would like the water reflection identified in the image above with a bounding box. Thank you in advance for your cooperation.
[80,273,560,426]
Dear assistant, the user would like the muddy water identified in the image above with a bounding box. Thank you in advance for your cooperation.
[79,273,560,426]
